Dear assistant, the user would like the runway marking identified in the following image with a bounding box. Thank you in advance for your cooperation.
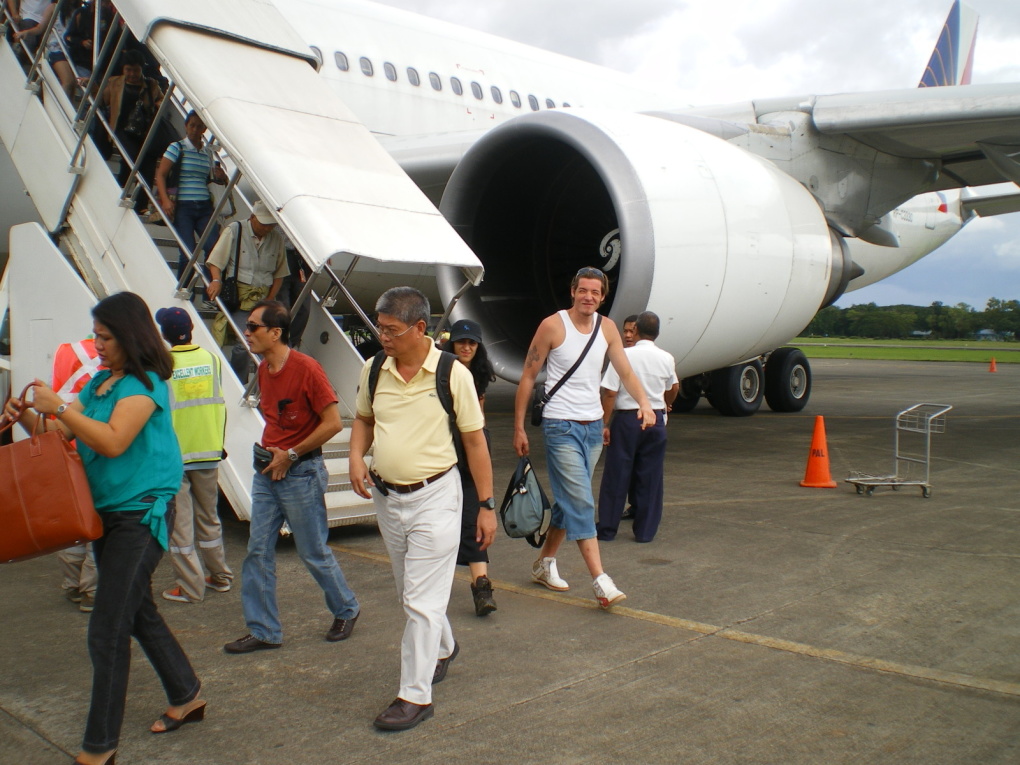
[333,544,1020,699]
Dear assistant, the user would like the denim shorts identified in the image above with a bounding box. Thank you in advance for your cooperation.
[541,418,603,541]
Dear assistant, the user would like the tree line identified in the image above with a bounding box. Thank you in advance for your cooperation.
[805,298,1019,340]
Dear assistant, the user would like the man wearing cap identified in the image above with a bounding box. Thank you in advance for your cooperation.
[205,200,289,379]
[155,306,233,603]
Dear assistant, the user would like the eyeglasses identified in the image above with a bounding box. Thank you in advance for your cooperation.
[375,323,416,339]
[245,322,268,333]
[576,267,606,279]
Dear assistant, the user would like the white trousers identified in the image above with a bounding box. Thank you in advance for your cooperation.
[373,467,462,705]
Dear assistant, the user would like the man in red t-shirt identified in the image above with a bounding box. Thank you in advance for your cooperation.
[224,301,361,654]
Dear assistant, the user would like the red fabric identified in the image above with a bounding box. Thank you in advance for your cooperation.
[258,350,337,450]
[51,339,103,395]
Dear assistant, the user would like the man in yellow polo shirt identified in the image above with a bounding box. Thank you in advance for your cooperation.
[349,287,495,732]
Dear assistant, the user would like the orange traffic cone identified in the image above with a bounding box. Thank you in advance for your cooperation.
[800,415,837,488]
[989,357,997,373]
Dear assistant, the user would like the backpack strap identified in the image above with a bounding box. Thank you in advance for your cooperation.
[367,349,386,403]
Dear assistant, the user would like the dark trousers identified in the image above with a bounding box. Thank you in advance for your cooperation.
[83,505,199,753]
[173,199,218,279]
[597,411,667,543]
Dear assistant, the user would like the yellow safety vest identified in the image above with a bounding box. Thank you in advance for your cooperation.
[168,345,226,464]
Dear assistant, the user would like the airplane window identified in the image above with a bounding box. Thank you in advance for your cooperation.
[334,52,349,72]
[451,77,463,96]
[528,94,539,111]
[407,67,420,86]
[309,46,323,66]
[360,57,374,76]
[491,86,503,104]
[510,90,521,108]
[384,62,397,82]
[429,72,442,91]
[545,98,555,109]
[470,81,483,100]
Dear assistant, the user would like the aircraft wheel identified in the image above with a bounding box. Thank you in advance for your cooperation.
[709,360,764,417]
[671,378,701,413]
[764,347,811,412]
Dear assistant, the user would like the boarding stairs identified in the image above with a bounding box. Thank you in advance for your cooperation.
[0,0,483,526]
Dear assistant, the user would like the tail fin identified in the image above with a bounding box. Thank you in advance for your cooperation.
[918,0,979,87]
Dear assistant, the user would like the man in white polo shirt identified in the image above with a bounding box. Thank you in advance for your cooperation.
[597,311,679,543]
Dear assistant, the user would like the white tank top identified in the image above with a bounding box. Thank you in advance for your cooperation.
[541,310,608,421]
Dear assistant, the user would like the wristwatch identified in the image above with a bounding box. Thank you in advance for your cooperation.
[287,448,299,462]
[55,403,68,418]
[479,497,496,510]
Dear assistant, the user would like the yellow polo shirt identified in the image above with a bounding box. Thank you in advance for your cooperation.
[356,343,484,484]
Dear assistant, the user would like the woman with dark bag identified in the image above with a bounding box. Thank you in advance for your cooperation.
[3,293,204,765]
[441,319,499,616]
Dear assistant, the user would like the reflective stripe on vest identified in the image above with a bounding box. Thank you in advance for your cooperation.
[53,339,102,399]
[168,346,227,464]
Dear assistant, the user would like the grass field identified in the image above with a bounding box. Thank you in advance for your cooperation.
[792,338,1019,363]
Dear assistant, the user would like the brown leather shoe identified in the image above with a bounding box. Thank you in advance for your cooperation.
[432,641,460,685]
[373,698,434,731]
[325,610,360,642]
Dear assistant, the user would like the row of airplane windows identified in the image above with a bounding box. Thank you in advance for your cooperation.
[310,47,570,111]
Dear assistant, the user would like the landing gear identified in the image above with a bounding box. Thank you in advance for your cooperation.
[708,359,764,417]
[671,378,701,413]
[764,348,811,412]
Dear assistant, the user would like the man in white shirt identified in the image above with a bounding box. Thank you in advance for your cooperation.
[597,311,679,543]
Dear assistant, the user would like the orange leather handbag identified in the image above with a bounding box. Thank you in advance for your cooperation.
[0,384,101,563]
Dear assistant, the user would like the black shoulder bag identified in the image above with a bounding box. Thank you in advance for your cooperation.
[219,222,242,313]
[530,314,602,426]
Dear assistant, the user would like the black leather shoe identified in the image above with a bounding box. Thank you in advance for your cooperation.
[471,576,497,617]
[326,610,360,642]
[373,698,434,731]
[432,641,460,684]
[621,506,635,520]
[223,634,282,654]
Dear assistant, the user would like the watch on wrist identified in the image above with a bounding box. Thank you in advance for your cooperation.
[479,497,496,510]
[55,403,68,418]
[287,448,299,462]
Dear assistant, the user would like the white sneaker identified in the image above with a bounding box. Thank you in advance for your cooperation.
[593,573,626,609]
[531,557,569,591]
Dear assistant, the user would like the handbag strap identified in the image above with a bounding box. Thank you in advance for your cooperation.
[0,383,36,435]
[540,314,602,406]
[230,221,241,280]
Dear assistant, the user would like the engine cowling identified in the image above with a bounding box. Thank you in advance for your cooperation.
[437,109,839,382]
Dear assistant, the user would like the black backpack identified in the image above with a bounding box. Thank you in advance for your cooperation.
[366,350,464,465]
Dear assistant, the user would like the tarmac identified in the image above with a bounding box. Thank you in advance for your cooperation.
[1,358,1019,764]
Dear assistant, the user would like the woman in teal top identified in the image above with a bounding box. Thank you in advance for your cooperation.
[5,292,205,765]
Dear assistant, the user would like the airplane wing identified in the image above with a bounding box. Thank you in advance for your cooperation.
[810,83,1020,188]
[961,184,1020,217]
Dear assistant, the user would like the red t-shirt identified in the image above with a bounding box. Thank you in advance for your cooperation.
[258,350,338,450]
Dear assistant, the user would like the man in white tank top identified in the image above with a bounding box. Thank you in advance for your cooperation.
[514,267,655,608]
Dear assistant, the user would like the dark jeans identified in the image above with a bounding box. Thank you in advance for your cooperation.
[83,504,199,754]
[173,199,218,280]
[115,131,157,213]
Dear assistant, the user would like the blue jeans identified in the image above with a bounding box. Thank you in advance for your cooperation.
[542,418,603,541]
[241,456,359,643]
[84,505,199,754]
[173,198,218,279]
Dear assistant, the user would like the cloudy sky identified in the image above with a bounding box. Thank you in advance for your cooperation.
[375,0,1020,310]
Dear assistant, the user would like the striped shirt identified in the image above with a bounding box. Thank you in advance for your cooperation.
[162,138,214,202]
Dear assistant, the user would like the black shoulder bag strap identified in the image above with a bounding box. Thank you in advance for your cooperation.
[537,314,603,408]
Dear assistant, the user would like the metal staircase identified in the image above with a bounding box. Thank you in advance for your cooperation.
[0,0,484,526]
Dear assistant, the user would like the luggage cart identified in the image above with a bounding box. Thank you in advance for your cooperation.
[845,403,952,498]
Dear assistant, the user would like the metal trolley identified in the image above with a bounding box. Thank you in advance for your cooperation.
[845,403,953,498]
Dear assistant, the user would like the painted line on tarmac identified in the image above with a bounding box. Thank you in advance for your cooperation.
[333,543,1020,699]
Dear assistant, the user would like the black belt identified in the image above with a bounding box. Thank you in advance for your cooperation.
[295,447,322,462]
[618,409,665,414]
[372,466,453,494]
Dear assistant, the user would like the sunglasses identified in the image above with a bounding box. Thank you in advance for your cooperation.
[245,322,268,333]
[576,267,606,279]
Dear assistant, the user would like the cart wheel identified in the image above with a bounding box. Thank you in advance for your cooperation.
[856,485,864,495]
[865,487,875,496]
[891,484,899,491]
[922,487,932,498]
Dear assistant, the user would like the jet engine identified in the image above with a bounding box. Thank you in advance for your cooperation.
[437,109,843,383]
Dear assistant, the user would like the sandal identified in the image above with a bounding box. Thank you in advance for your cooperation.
[151,699,207,734]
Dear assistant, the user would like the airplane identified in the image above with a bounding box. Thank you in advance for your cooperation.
[2,0,1019,424]
[272,0,1020,414]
